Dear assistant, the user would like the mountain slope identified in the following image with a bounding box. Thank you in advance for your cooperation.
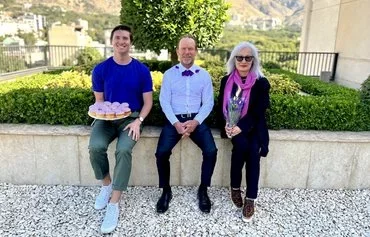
[12,0,304,27]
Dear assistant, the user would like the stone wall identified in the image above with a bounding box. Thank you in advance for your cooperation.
[1,124,369,189]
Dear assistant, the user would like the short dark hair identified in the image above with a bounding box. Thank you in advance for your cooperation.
[177,34,198,49]
[110,25,133,42]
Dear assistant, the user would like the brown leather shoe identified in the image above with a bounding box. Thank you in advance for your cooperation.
[242,198,255,222]
[230,188,243,208]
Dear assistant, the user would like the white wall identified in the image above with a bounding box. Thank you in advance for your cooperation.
[301,0,370,88]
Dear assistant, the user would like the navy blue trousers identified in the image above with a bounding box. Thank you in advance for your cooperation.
[230,133,261,199]
[155,115,217,188]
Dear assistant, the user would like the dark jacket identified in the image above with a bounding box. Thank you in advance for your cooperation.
[216,75,271,157]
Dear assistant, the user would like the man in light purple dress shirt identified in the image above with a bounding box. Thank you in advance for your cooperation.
[155,35,218,214]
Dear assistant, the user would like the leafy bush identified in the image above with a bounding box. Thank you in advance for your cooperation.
[202,60,226,90]
[269,69,359,98]
[44,71,91,88]
[72,60,100,75]
[267,94,369,131]
[141,60,173,73]
[151,71,163,92]
[76,47,104,66]
[264,71,301,95]
[360,75,370,106]
[1,68,369,131]
[263,61,281,69]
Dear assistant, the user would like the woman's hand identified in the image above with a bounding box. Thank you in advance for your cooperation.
[225,125,242,137]
[124,118,142,141]
[225,125,233,137]
[231,126,242,136]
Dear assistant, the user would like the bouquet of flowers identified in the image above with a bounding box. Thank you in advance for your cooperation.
[226,96,244,138]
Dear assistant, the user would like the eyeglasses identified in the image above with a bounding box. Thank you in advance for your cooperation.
[235,55,254,62]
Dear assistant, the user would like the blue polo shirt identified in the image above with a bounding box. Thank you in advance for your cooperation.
[92,57,153,111]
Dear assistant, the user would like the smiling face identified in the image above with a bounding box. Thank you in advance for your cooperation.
[111,30,132,56]
[176,37,197,68]
[235,47,254,76]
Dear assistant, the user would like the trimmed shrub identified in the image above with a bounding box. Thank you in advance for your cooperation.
[1,68,369,131]
[72,60,100,75]
[269,69,358,98]
[0,87,93,125]
[263,61,281,69]
[151,71,163,92]
[360,75,370,105]
[44,71,91,88]
[264,71,301,95]
[141,60,173,73]
[76,47,104,66]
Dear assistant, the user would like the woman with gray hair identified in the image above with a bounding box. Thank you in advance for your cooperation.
[217,42,270,222]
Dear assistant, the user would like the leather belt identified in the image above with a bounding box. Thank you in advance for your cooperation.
[176,113,197,118]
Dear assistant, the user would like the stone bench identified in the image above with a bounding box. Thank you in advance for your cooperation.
[0,124,369,189]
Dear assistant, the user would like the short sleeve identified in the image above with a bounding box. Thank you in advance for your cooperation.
[92,64,104,92]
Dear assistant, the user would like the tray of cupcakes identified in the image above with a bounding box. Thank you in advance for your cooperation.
[88,101,131,120]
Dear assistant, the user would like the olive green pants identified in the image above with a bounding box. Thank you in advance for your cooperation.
[88,112,141,191]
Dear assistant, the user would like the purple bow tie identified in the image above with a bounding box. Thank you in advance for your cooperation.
[182,70,194,77]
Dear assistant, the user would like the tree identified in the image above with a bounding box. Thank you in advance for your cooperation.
[121,0,229,63]
[76,47,103,65]
[17,32,37,46]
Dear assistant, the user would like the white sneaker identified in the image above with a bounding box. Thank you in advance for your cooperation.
[94,184,112,210]
[101,203,119,234]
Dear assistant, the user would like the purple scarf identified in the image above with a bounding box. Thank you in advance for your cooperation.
[223,70,257,119]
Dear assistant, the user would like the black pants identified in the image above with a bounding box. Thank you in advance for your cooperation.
[155,115,217,188]
[230,133,261,199]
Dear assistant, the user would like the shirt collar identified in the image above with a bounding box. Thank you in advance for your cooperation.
[175,63,200,74]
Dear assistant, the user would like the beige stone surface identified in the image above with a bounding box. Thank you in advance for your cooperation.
[311,0,341,10]
[308,142,356,189]
[78,135,100,186]
[304,5,339,52]
[217,139,232,187]
[34,135,80,185]
[348,144,370,188]
[265,141,311,188]
[335,58,370,88]
[1,125,370,189]
[336,0,370,59]
[209,139,227,186]
[180,138,203,186]
[130,138,160,186]
[0,135,36,184]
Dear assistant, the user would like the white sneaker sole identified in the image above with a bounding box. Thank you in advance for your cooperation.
[101,225,117,234]
[242,215,253,223]
[94,203,108,210]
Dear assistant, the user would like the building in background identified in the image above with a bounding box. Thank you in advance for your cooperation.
[300,0,370,89]
[48,19,104,66]
[0,12,46,37]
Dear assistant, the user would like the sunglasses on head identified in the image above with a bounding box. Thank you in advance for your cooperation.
[235,55,254,62]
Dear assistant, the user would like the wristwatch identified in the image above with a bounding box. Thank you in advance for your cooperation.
[138,116,144,122]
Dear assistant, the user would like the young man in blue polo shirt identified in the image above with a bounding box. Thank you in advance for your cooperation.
[89,25,153,233]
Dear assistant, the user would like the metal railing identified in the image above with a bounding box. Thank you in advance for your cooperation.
[0,45,338,79]
[260,51,339,79]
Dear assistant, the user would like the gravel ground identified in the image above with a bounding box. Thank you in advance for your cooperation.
[0,183,369,237]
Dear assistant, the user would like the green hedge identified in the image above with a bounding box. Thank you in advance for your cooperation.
[141,60,173,73]
[0,69,369,131]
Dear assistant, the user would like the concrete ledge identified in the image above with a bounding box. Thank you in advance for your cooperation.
[0,124,369,189]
